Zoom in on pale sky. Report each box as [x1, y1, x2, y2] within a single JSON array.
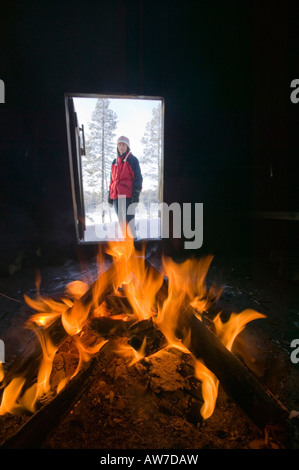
[[73, 96, 162, 158]]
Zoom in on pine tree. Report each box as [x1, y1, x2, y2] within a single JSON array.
[[83, 99, 118, 222], [140, 103, 162, 201]]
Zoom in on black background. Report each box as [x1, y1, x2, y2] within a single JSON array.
[[0, 0, 298, 272]]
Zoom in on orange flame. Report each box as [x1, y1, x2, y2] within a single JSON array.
[[213, 309, 267, 352], [194, 361, 219, 419], [115, 337, 147, 367], [0, 363, 4, 383], [154, 255, 216, 349], [0, 377, 26, 415], [0, 235, 266, 420]]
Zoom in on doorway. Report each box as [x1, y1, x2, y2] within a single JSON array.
[[65, 93, 164, 243]]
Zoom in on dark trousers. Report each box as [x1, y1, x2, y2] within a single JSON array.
[[113, 197, 136, 238]]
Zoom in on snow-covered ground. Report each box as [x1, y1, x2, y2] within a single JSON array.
[[84, 217, 161, 242], [85, 202, 159, 224], [83, 203, 161, 242]]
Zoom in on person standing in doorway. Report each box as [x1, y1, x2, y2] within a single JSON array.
[[108, 136, 142, 238]]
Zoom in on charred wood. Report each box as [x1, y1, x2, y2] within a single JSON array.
[[0, 345, 109, 449], [175, 304, 298, 447], [0, 263, 119, 390]]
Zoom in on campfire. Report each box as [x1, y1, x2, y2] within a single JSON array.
[[0, 232, 297, 448]]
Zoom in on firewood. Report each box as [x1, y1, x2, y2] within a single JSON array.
[[79, 260, 296, 443], [1, 254, 297, 449], [89, 316, 136, 337], [0, 257, 165, 401], [175, 303, 297, 446], [0, 345, 109, 449], [0, 262, 118, 390]]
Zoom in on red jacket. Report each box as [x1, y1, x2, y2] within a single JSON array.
[[109, 151, 142, 199]]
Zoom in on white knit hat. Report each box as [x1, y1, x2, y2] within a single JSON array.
[[117, 136, 130, 148]]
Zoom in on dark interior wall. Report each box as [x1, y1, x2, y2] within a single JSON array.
[[0, 0, 297, 273], [251, 1, 299, 263]]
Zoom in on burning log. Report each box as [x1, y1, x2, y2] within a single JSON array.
[[1, 240, 298, 449], [91, 277, 297, 446], [175, 303, 296, 446], [0, 350, 103, 449], [0, 253, 167, 409], [90, 300, 297, 446]]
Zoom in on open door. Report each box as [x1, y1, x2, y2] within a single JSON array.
[[65, 93, 164, 244], [65, 95, 86, 242]]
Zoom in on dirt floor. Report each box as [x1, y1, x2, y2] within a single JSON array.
[[0, 243, 298, 454]]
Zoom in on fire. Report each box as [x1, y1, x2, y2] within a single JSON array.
[[105, 236, 163, 321], [194, 362, 219, 419], [154, 255, 216, 347], [213, 309, 266, 352], [115, 337, 147, 367], [0, 231, 266, 420], [0, 377, 26, 415]]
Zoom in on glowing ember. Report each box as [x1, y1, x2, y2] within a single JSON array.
[[0, 231, 266, 419], [0, 364, 4, 383]]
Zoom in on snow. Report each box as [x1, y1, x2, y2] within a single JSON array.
[[84, 217, 161, 242]]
